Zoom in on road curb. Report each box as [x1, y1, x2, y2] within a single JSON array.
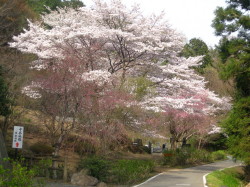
[[202, 164, 242, 187], [132, 172, 165, 187]]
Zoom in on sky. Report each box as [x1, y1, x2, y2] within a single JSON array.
[[82, 0, 227, 47]]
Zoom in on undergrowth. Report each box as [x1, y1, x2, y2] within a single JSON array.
[[206, 166, 246, 187], [78, 157, 154, 185]]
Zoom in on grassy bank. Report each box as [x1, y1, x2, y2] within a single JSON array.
[[78, 149, 228, 185], [206, 166, 246, 187], [78, 156, 155, 185], [162, 149, 227, 167]]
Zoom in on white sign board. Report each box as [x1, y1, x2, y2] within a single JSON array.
[[12, 126, 24, 149]]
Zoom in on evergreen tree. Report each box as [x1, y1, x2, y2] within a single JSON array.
[[0, 65, 11, 140], [180, 38, 212, 71], [212, 0, 249, 97], [212, 0, 250, 167], [0, 0, 35, 46], [27, 0, 84, 14], [0, 66, 10, 117]]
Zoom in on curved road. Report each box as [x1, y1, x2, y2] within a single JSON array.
[[134, 159, 241, 187]]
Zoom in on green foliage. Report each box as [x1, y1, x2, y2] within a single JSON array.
[[202, 64, 235, 97], [213, 0, 250, 97], [33, 158, 52, 177], [27, 0, 84, 14], [217, 37, 250, 97], [206, 167, 245, 187], [0, 160, 36, 187], [0, 66, 11, 117], [36, 158, 52, 169], [110, 159, 154, 184], [27, 0, 62, 13], [181, 38, 209, 57], [221, 97, 250, 164], [211, 150, 227, 161], [212, 0, 249, 37], [78, 157, 154, 185], [163, 148, 215, 166], [212, 7, 242, 36], [78, 156, 110, 181], [228, 0, 250, 10], [180, 38, 212, 71], [201, 133, 227, 151], [162, 149, 176, 166], [189, 149, 213, 163], [213, 0, 250, 166], [61, 0, 84, 9], [30, 142, 54, 155], [0, 0, 35, 46], [203, 133, 228, 151], [126, 77, 154, 100]]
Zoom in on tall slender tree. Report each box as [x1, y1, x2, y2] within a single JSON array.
[[212, 0, 250, 169], [0, 65, 11, 139]]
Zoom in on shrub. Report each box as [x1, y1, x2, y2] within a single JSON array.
[[74, 139, 97, 156], [163, 148, 191, 166], [78, 158, 155, 185], [78, 156, 110, 181], [111, 159, 154, 184], [33, 158, 52, 177], [189, 149, 213, 164], [0, 160, 36, 187], [162, 149, 175, 165], [211, 150, 227, 161], [175, 148, 192, 165], [163, 148, 213, 166], [30, 142, 54, 155], [206, 167, 245, 187], [203, 133, 228, 151]]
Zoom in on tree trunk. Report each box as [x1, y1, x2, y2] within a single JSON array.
[[118, 68, 127, 89], [1, 116, 9, 141], [52, 132, 65, 179], [0, 129, 10, 169], [198, 138, 202, 150], [170, 137, 177, 150], [63, 155, 68, 182], [52, 147, 60, 180]]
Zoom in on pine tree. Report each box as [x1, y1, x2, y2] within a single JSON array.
[[212, 0, 250, 166]]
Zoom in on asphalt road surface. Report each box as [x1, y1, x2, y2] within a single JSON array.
[[45, 183, 79, 187], [133, 159, 241, 187]]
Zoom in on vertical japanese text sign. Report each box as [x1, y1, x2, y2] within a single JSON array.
[[12, 126, 24, 149]]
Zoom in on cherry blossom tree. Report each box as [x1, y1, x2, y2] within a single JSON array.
[[9, 0, 185, 143], [140, 56, 231, 114], [21, 53, 131, 178], [163, 109, 210, 149], [10, 0, 185, 75], [135, 55, 231, 148], [10, 0, 231, 153]]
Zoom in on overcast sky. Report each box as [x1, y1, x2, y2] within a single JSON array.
[[82, 0, 227, 47]]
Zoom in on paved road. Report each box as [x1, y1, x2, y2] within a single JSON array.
[[45, 182, 80, 187], [134, 159, 241, 187]]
